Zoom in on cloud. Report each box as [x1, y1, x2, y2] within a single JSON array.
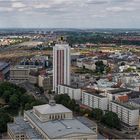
[[12, 2, 26, 8], [0, 0, 140, 28], [106, 6, 135, 12], [33, 4, 51, 9], [86, 0, 109, 5], [0, 7, 13, 12]]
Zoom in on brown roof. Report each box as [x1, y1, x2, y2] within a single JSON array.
[[117, 95, 129, 103]]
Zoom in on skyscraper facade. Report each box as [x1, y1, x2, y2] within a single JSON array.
[[53, 43, 70, 92]]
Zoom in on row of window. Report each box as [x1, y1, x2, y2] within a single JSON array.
[[49, 114, 66, 120]]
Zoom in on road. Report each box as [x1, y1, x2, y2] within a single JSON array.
[[19, 81, 48, 103], [98, 123, 135, 139]]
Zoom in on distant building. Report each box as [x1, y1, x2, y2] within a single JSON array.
[[10, 65, 30, 82], [10, 65, 38, 83], [0, 62, 10, 81], [28, 71, 39, 84], [8, 101, 97, 140], [20, 55, 49, 68], [38, 74, 53, 90], [109, 101, 139, 130], [53, 43, 71, 92], [101, 88, 131, 101], [58, 84, 81, 100]]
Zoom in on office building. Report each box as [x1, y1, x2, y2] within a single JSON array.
[[109, 101, 139, 130], [53, 43, 70, 92], [10, 65, 38, 83], [82, 90, 108, 110]]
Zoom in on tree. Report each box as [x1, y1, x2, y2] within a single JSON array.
[[92, 108, 103, 121], [54, 94, 78, 112], [2, 90, 11, 102], [48, 90, 52, 95], [25, 103, 32, 110], [9, 94, 19, 108], [95, 61, 105, 74], [101, 111, 120, 129], [84, 109, 92, 117], [74, 104, 80, 112], [0, 112, 12, 133], [68, 99, 76, 110]]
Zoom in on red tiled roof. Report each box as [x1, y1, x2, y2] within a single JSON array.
[[117, 95, 129, 103]]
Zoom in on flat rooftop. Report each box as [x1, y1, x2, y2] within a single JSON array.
[[7, 117, 42, 139], [82, 88, 105, 98], [11, 65, 38, 70], [59, 84, 80, 89], [33, 104, 72, 115], [25, 110, 96, 139], [112, 101, 138, 110], [109, 88, 131, 94], [129, 98, 140, 105], [0, 62, 9, 70], [76, 116, 97, 129]]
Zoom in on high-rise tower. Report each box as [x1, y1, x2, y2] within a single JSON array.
[[53, 43, 70, 92]]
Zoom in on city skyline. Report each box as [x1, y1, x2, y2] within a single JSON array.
[[0, 0, 140, 29]]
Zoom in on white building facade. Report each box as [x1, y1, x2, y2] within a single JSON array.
[[109, 101, 139, 128], [53, 44, 70, 92], [58, 84, 81, 100], [82, 91, 108, 110]]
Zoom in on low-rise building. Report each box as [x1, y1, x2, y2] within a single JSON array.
[[38, 74, 53, 90], [58, 84, 81, 100], [10, 65, 38, 83], [7, 117, 42, 140], [109, 101, 139, 130], [28, 71, 39, 84], [8, 101, 97, 140], [10, 65, 30, 82], [0, 62, 10, 80]]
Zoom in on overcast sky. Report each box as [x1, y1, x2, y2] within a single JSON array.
[[0, 0, 140, 28]]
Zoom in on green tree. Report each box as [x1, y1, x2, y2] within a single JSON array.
[[25, 103, 32, 110], [95, 61, 105, 74], [84, 109, 92, 117], [0, 112, 12, 133], [48, 90, 52, 95], [101, 111, 121, 129], [54, 94, 78, 112], [92, 108, 103, 121], [9, 94, 19, 108], [2, 90, 11, 103]]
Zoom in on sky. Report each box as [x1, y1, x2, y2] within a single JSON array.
[[0, 0, 140, 28]]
